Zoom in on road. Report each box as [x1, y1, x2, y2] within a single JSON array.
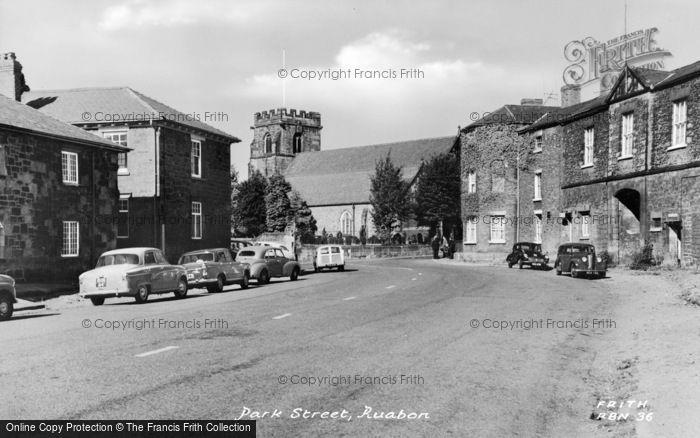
[[0, 258, 618, 437]]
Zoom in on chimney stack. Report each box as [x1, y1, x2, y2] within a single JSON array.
[[560, 84, 580, 108], [0, 53, 30, 102], [520, 98, 544, 106]]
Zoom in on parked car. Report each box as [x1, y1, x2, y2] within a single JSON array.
[[554, 243, 607, 278], [178, 248, 250, 293], [78, 247, 188, 305], [235, 246, 301, 284], [506, 242, 549, 269], [230, 239, 253, 260], [314, 245, 345, 272], [0, 274, 17, 321], [255, 241, 296, 260]]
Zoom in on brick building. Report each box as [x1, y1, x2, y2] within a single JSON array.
[[459, 100, 557, 260], [24, 87, 240, 263], [249, 108, 458, 240], [520, 61, 700, 266], [0, 53, 128, 281]]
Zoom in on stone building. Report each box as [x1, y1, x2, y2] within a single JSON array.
[[24, 87, 240, 262], [249, 108, 458, 240], [520, 61, 700, 265], [0, 53, 128, 280], [459, 100, 557, 260]]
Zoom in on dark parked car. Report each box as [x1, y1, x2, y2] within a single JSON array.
[[506, 242, 549, 269], [554, 243, 607, 278], [0, 274, 17, 321], [178, 248, 250, 293], [235, 246, 301, 284]]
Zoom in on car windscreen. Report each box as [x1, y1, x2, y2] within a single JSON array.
[[96, 253, 139, 267], [237, 250, 256, 257], [180, 253, 214, 264]]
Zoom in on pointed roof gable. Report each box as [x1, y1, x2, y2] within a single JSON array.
[[606, 65, 652, 104]]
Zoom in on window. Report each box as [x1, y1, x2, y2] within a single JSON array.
[[293, 133, 303, 154], [465, 217, 477, 244], [489, 216, 505, 243], [264, 133, 272, 154], [0, 144, 7, 176], [534, 214, 542, 243], [144, 251, 156, 265], [650, 213, 663, 232], [117, 196, 129, 238], [103, 131, 128, 170], [581, 212, 591, 238], [534, 171, 542, 201], [621, 113, 634, 157], [62, 151, 78, 185], [533, 135, 543, 152], [467, 171, 476, 193], [191, 140, 202, 178], [61, 221, 79, 257], [340, 211, 352, 236], [192, 202, 202, 239], [583, 127, 594, 167], [672, 100, 687, 148]]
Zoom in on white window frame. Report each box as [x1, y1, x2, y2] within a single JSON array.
[[117, 195, 129, 239], [583, 127, 594, 167], [534, 213, 542, 244], [533, 135, 543, 153], [61, 221, 79, 257], [671, 99, 687, 149], [62, 151, 78, 185], [489, 215, 505, 243], [620, 113, 634, 158], [340, 210, 352, 236], [191, 139, 202, 178], [467, 171, 476, 193], [533, 171, 542, 201], [465, 217, 477, 244], [192, 202, 202, 239], [102, 131, 128, 172], [581, 213, 591, 239]]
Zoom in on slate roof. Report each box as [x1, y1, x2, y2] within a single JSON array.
[[23, 87, 239, 142], [0, 94, 129, 150], [462, 104, 559, 131], [284, 136, 457, 206]]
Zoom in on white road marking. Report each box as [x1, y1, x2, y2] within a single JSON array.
[[273, 313, 292, 320], [343, 296, 357, 301], [135, 346, 179, 358], [386, 285, 396, 289]]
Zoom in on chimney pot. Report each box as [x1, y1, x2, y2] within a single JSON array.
[[0, 52, 30, 101]]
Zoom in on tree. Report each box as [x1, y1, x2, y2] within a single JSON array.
[[289, 190, 317, 243], [230, 167, 240, 233], [414, 152, 461, 235], [232, 170, 267, 236], [369, 153, 411, 243], [265, 174, 293, 232]]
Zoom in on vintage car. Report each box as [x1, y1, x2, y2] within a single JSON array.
[[0, 274, 17, 321], [235, 246, 301, 284], [314, 245, 345, 272], [79, 247, 188, 305], [230, 239, 253, 260], [178, 248, 250, 293], [554, 243, 607, 278], [506, 242, 549, 269], [255, 241, 296, 260]]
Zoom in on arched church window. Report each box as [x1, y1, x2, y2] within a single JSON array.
[[293, 133, 303, 154], [340, 211, 353, 236], [264, 133, 272, 154]]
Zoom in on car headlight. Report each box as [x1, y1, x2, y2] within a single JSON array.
[[523, 254, 529, 260], [581, 256, 588, 262]]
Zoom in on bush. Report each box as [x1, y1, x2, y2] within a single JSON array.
[[629, 243, 657, 270], [599, 250, 615, 267]]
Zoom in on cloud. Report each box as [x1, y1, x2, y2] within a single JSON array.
[[99, 0, 257, 30]]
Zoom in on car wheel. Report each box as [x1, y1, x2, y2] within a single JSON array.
[[240, 272, 249, 289], [598, 272, 606, 279], [174, 278, 188, 298], [90, 297, 105, 306], [290, 267, 299, 281], [508, 262, 513, 268], [259, 270, 270, 285], [555, 263, 562, 275], [134, 285, 149, 304], [0, 295, 13, 321], [216, 275, 225, 292], [518, 259, 524, 269]]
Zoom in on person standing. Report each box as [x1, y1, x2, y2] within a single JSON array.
[[431, 235, 440, 259], [441, 234, 449, 258]]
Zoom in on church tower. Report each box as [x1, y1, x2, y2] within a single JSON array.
[[249, 108, 322, 177]]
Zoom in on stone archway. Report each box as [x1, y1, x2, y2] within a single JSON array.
[[614, 188, 642, 263]]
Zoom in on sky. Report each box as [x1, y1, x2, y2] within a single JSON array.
[[1, 0, 698, 179]]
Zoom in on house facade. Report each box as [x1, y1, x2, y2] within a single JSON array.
[[0, 53, 127, 281], [24, 87, 239, 263], [518, 61, 700, 266]]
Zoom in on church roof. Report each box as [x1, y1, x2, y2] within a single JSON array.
[[285, 136, 457, 206]]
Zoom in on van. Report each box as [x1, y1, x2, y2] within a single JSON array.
[[314, 245, 345, 272]]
